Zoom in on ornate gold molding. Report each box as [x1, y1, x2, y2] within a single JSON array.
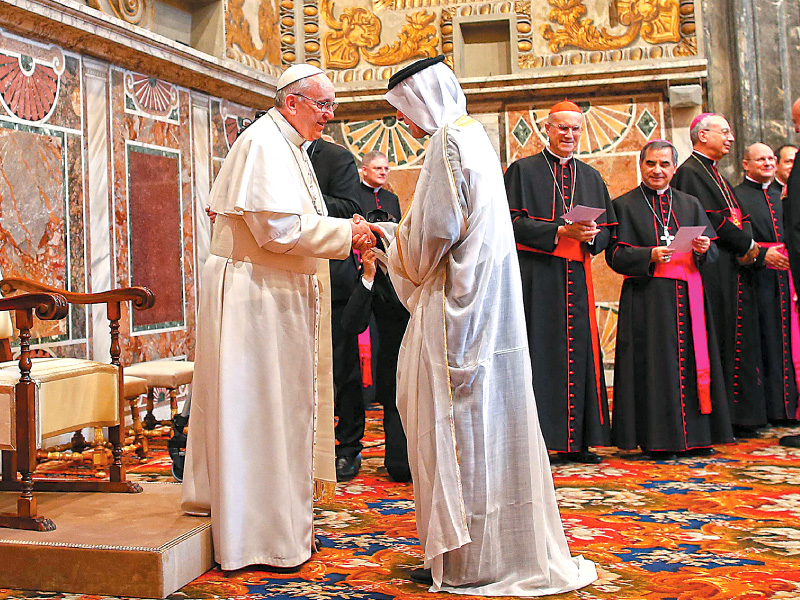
[[225, 0, 281, 65], [87, 0, 152, 27], [362, 11, 438, 65], [541, 0, 680, 53], [321, 0, 438, 69]]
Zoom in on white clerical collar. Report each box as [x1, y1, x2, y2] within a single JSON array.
[[269, 107, 306, 148], [745, 175, 770, 190], [643, 183, 670, 195], [693, 149, 717, 166], [545, 146, 572, 165], [776, 176, 787, 187]]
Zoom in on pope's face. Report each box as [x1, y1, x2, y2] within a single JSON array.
[[742, 143, 776, 183], [640, 147, 677, 190], [544, 111, 583, 157], [362, 156, 389, 187], [286, 74, 336, 141], [397, 110, 428, 139]]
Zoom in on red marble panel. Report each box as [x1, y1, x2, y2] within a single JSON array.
[[111, 70, 196, 363], [128, 148, 183, 329]]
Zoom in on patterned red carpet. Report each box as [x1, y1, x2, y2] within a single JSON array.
[[3, 409, 800, 599]]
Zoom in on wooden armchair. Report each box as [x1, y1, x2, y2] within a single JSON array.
[[0, 277, 155, 532]]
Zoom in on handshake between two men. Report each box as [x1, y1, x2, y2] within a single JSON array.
[[350, 213, 379, 253]]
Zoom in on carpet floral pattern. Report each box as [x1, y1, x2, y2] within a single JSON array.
[[3, 411, 800, 599]]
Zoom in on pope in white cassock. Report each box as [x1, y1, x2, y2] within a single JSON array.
[[378, 56, 598, 595], [181, 64, 375, 571]]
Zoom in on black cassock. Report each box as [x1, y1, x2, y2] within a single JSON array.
[[734, 178, 799, 421], [354, 182, 401, 222], [607, 185, 733, 451], [504, 149, 614, 452], [673, 152, 766, 427]]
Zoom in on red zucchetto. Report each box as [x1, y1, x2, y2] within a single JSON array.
[[690, 112, 714, 131], [549, 100, 582, 115]]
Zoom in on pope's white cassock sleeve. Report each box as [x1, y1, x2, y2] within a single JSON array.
[[181, 108, 351, 571], [388, 113, 597, 595]]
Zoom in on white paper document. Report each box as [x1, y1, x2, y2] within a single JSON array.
[[561, 205, 606, 223], [668, 226, 708, 253]]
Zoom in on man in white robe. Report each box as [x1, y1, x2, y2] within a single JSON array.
[[181, 64, 375, 571], [378, 56, 597, 595]]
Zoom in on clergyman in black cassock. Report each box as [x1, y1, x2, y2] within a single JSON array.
[[672, 113, 765, 434], [340, 248, 411, 481], [354, 151, 402, 222], [308, 138, 367, 481], [607, 141, 733, 455], [734, 143, 798, 423], [780, 97, 800, 448], [504, 100, 614, 463]]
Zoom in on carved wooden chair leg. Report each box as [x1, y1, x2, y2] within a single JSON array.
[[86, 427, 110, 468], [127, 395, 148, 458], [142, 388, 157, 430], [0, 470, 55, 532]]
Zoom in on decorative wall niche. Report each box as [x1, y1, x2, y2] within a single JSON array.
[[453, 15, 517, 78]]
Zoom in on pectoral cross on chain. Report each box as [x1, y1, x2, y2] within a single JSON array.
[[661, 227, 675, 247]]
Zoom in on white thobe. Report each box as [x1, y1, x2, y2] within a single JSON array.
[[388, 115, 597, 595], [181, 108, 352, 570]]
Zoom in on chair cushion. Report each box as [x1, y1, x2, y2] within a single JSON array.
[[123, 375, 149, 399], [0, 311, 12, 340], [125, 361, 194, 389], [0, 377, 13, 450], [0, 357, 119, 445]]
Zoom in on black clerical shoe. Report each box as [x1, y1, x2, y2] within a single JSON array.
[[336, 454, 361, 482], [685, 447, 715, 457], [779, 434, 800, 448], [568, 449, 603, 464], [646, 450, 677, 460], [408, 568, 433, 586], [387, 466, 412, 483], [733, 425, 760, 439]]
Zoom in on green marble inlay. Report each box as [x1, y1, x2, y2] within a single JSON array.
[[637, 109, 657, 139], [512, 118, 532, 146]]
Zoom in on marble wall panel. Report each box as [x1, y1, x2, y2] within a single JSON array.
[[0, 34, 88, 350], [110, 68, 196, 363], [127, 145, 184, 329]]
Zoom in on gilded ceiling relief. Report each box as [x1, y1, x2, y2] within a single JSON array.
[[225, 0, 282, 66], [541, 0, 680, 52], [321, 0, 438, 69], [87, 0, 153, 27]]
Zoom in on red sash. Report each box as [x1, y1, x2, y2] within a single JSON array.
[[517, 237, 604, 424], [728, 207, 743, 229], [759, 242, 800, 418], [653, 253, 712, 414]]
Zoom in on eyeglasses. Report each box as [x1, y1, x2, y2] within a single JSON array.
[[702, 127, 734, 138], [293, 93, 338, 113], [552, 124, 582, 134]]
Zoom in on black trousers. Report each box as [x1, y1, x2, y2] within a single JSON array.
[[373, 311, 410, 479], [332, 302, 364, 459]]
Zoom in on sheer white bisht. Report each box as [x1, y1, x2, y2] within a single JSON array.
[[382, 61, 598, 596]]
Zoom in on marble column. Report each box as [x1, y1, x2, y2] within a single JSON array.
[[701, 0, 800, 177], [84, 57, 112, 363], [191, 91, 212, 309]]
